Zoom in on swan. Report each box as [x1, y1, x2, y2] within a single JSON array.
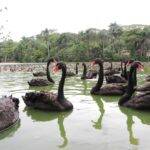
[[28, 58, 55, 86], [118, 61, 150, 109], [90, 58, 127, 96], [0, 95, 19, 131], [81, 63, 97, 80], [23, 62, 73, 111], [106, 60, 134, 84]]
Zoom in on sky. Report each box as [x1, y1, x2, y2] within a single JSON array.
[[0, 0, 150, 41]]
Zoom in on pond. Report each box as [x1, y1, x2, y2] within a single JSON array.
[[0, 63, 150, 150]]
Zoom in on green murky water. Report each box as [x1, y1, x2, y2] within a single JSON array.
[[0, 64, 150, 150]]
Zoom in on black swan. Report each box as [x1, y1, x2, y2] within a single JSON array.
[[121, 60, 134, 80], [75, 62, 79, 75], [118, 61, 150, 109], [105, 60, 134, 84], [28, 58, 55, 86], [66, 62, 79, 77], [90, 58, 127, 96], [0, 95, 19, 131], [33, 71, 46, 77], [105, 74, 127, 84], [81, 63, 97, 80], [136, 82, 150, 92], [23, 62, 73, 111], [104, 61, 119, 76], [146, 75, 150, 81], [136, 74, 150, 92]]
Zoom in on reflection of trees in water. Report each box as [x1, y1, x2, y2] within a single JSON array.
[[120, 107, 150, 145], [0, 119, 21, 140], [24, 107, 72, 148], [91, 95, 105, 130]]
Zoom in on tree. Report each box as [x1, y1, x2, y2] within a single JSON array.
[[109, 22, 123, 52], [38, 28, 56, 58]]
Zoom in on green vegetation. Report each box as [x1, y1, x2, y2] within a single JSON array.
[[0, 23, 150, 62]]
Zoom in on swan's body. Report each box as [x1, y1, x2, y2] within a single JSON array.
[[33, 71, 46, 77], [123, 91, 150, 109], [118, 62, 150, 109], [106, 75, 126, 84], [86, 69, 97, 78], [23, 62, 73, 111], [136, 82, 150, 92], [90, 59, 126, 96], [104, 69, 119, 76], [66, 71, 76, 77], [106, 60, 134, 84], [81, 63, 97, 80], [104, 62, 119, 76], [28, 78, 51, 86], [0, 96, 19, 131], [28, 58, 55, 86], [146, 75, 150, 81], [66, 62, 79, 77]]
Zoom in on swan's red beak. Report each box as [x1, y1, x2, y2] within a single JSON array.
[[52, 65, 60, 73], [126, 61, 132, 66]]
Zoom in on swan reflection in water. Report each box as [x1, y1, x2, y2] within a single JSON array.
[[82, 80, 88, 95], [120, 107, 150, 145], [24, 107, 72, 148], [0, 119, 21, 140], [91, 95, 105, 130]]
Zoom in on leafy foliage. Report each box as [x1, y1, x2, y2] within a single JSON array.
[[0, 23, 150, 62]]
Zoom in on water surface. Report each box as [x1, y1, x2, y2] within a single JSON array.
[[0, 64, 150, 150]]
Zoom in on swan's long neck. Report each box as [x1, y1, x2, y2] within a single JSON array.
[[82, 63, 87, 78], [46, 59, 55, 83], [124, 63, 127, 79], [76, 63, 79, 74], [133, 69, 137, 87], [121, 61, 123, 72], [126, 67, 136, 95], [119, 66, 136, 105], [58, 65, 66, 101], [95, 62, 104, 90]]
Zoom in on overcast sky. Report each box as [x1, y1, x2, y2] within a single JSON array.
[[1, 0, 150, 41]]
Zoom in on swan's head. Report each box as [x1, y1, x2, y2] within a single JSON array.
[[91, 58, 103, 65], [131, 61, 144, 71], [126, 59, 134, 65], [47, 58, 56, 67], [53, 62, 66, 73], [82, 62, 86, 66]]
